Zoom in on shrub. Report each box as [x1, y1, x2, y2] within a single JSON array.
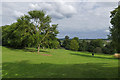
[[94, 47, 102, 53]]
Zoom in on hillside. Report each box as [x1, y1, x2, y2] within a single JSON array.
[[2, 47, 119, 78]]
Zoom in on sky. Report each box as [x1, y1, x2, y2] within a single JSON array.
[[0, 0, 119, 39]]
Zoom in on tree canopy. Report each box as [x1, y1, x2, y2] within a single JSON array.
[[2, 10, 59, 52], [70, 39, 79, 51], [110, 6, 120, 53]]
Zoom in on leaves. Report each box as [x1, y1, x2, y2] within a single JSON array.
[[2, 10, 59, 49], [110, 6, 120, 53]]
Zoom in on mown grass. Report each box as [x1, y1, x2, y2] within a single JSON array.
[[2, 46, 119, 78]]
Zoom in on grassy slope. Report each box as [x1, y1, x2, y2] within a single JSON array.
[[2, 47, 119, 78]]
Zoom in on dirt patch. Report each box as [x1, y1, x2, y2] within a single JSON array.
[[40, 54, 52, 56]]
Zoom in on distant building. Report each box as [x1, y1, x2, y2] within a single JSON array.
[[119, 1, 120, 6]]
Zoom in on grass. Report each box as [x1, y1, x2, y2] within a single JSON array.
[[2, 46, 119, 78]]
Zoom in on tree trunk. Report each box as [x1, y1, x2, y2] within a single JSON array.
[[38, 44, 40, 53]]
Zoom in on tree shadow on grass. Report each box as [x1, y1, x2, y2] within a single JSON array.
[[22, 48, 50, 53], [70, 53, 118, 60], [23, 48, 37, 52], [2, 60, 119, 78], [2, 46, 49, 53]]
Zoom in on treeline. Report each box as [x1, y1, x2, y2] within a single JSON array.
[[61, 36, 116, 54]]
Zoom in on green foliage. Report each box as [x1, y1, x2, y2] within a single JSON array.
[[79, 40, 88, 51], [70, 39, 79, 51], [50, 40, 60, 49], [110, 6, 120, 53], [65, 35, 69, 39], [102, 42, 116, 54], [87, 45, 95, 52], [62, 36, 71, 49], [87, 39, 104, 52], [27, 10, 59, 52], [73, 37, 79, 43], [2, 16, 35, 48], [57, 39, 62, 47], [41, 38, 60, 49], [93, 47, 102, 53], [90, 39, 104, 48], [2, 10, 59, 49]]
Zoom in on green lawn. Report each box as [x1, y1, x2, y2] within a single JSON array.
[[2, 46, 119, 78]]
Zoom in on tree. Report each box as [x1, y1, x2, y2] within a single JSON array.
[[28, 10, 59, 52], [87, 39, 103, 52], [110, 6, 120, 53], [2, 10, 59, 51], [90, 39, 103, 48], [102, 42, 116, 54], [70, 39, 79, 51], [73, 37, 79, 43], [94, 47, 102, 53], [79, 40, 88, 51], [57, 39, 62, 47], [2, 15, 35, 48], [87, 45, 94, 52], [62, 35, 71, 49], [49, 40, 60, 49]]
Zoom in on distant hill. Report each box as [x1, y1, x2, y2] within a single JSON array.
[[59, 38, 109, 40]]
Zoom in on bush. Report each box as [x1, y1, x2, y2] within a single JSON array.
[[94, 47, 102, 53]]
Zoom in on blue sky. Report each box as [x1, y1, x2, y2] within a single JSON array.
[[0, 1, 118, 39]]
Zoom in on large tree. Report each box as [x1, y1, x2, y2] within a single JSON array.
[[110, 6, 120, 53], [27, 10, 59, 52], [2, 15, 35, 48], [70, 39, 79, 51], [62, 35, 71, 49], [87, 39, 103, 52], [2, 10, 59, 51], [79, 40, 88, 51]]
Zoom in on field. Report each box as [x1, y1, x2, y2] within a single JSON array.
[[2, 46, 119, 78]]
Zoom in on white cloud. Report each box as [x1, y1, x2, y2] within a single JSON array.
[[1, 0, 120, 2], [50, 12, 64, 19], [14, 11, 24, 18], [1, 2, 118, 38], [105, 30, 110, 33], [29, 3, 39, 9], [29, 2, 77, 19]]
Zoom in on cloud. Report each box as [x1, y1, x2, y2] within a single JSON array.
[[1, 0, 120, 2], [29, 3, 39, 9], [50, 12, 64, 19], [105, 30, 110, 33], [29, 2, 77, 19], [14, 11, 24, 18], [1, 2, 118, 39]]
